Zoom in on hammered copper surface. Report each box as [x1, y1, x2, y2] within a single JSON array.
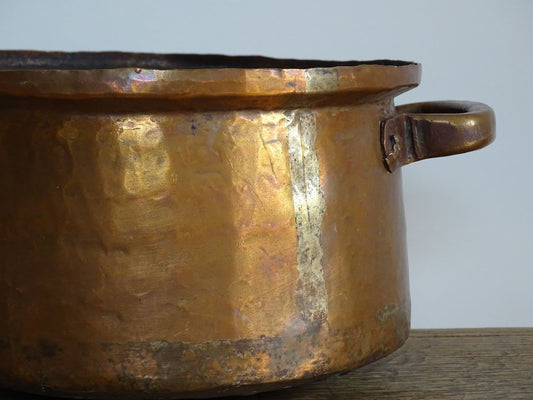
[[0, 52, 494, 399]]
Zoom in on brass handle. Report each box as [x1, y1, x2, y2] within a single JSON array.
[[382, 101, 495, 172]]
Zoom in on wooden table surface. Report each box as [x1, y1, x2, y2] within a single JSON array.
[[1, 328, 532, 400]]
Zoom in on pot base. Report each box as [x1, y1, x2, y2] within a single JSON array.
[[0, 320, 409, 399]]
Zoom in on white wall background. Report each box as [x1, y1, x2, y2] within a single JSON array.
[[1, 0, 531, 329]]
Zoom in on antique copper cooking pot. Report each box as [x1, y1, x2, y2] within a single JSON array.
[[0, 52, 494, 398]]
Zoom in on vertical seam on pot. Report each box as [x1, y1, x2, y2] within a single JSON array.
[[285, 109, 328, 324], [304, 68, 339, 93]]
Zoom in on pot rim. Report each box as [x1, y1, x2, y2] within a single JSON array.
[[0, 51, 421, 107]]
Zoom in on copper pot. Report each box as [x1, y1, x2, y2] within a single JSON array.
[[0, 52, 495, 398]]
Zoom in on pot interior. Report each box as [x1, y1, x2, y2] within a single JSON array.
[[0, 51, 414, 70]]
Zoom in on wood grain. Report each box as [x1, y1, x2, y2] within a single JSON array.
[[0, 329, 531, 400]]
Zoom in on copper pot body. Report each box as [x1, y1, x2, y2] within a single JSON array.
[[0, 52, 494, 398]]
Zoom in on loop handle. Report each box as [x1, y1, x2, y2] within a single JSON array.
[[382, 101, 495, 172]]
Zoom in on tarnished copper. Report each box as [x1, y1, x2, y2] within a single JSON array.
[[0, 52, 494, 398]]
